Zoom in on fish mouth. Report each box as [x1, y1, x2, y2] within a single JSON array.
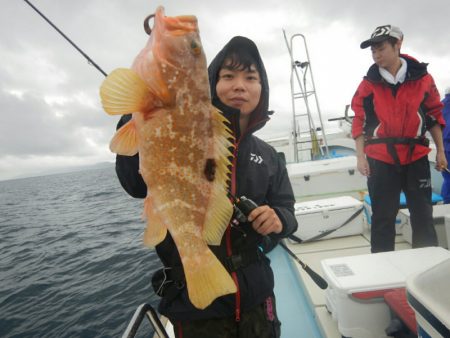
[[164, 15, 198, 34], [144, 6, 198, 35]]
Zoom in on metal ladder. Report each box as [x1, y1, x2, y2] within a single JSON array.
[[283, 31, 330, 162]]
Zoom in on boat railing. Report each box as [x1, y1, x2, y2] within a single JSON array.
[[122, 303, 169, 338]]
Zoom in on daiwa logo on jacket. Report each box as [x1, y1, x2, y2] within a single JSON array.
[[250, 153, 263, 164]]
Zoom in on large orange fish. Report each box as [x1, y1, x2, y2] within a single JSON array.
[[99, 6, 236, 309]]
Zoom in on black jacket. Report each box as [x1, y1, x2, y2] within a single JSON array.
[[115, 36, 297, 321]]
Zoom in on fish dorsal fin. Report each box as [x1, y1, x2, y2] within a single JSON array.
[[143, 195, 168, 247], [203, 108, 235, 245], [110, 118, 139, 156], [100, 68, 153, 115]]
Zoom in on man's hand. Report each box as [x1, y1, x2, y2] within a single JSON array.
[[435, 150, 448, 172], [355, 136, 370, 176], [357, 155, 371, 176], [429, 124, 447, 171], [248, 205, 282, 235]]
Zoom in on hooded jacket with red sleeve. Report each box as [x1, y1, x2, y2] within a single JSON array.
[[351, 54, 444, 165]]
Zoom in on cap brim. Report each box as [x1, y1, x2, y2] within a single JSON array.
[[360, 35, 390, 49]]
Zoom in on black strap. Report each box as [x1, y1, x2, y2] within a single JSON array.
[[365, 137, 429, 171], [224, 248, 263, 272], [288, 233, 304, 244], [151, 248, 263, 300], [365, 137, 429, 146], [289, 207, 364, 243]]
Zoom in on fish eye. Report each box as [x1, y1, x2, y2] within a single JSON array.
[[190, 40, 201, 55]]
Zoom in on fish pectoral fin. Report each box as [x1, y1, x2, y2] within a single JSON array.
[[110, 118, 139, 155], [183, 249, 237, 309], [203, 189, 233, 245], [143, 196, 168, 246], [100, 68, 155, 115]]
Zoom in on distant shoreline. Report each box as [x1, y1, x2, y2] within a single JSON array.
[[0, 162, 115, 183]]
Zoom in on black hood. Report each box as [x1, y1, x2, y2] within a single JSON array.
[[208, 36, 271, 135]]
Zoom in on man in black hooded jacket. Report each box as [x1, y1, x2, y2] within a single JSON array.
[[115, 36, 297, 338]]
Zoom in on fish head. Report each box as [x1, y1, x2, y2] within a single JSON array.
[[151, 6, 204, 66], [131, 7, 210, 105]]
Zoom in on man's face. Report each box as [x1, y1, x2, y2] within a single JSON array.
[[215, 62, 262, 117], [371, 40, 401, 69]]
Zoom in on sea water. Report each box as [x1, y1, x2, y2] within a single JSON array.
[[0, 166, 161, 338]]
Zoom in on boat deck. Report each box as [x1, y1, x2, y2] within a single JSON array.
[[280, 228, 413, 338], [158, 230, 413, 338]]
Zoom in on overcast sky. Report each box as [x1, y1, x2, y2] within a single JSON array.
[[1, 0, 449, 181]]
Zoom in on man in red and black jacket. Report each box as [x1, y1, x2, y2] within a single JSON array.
[[351, 24, 446, 253]]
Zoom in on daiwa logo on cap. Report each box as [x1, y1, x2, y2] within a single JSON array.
[[360, 24, 403, 49], [371, 25, 391, 38], [371, 25, 402, 40]]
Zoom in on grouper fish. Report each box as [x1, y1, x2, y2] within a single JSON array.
[[99, 6, 236, 309]]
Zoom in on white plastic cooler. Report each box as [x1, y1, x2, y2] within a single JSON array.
[[445, 215, 450, 250], [363, 192, 443, 233], [321, 247, 450, 338], [407, 258, 450, 338], [286, 156, 366, 202], [399, 203, 450, 249], [290, 196, 364, 242]]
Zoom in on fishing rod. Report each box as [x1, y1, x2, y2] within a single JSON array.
[[231, 195, 328, 290], [23, 0, 107, 77], [278, 242, 328, 289]]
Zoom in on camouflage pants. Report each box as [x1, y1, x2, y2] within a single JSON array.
[[172, 296, 281, 338]]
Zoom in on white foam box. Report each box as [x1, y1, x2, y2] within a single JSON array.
[[321, 247, 450, 338], [286, 156, 367, 202], [407, 258, 450, 338], [399, 204, 450, 249], [290, 196, 364, 242], [363, 192, 443, 234], [362, 194, 407, 234]]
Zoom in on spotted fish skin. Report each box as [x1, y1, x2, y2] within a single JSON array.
[[99, 6, 236, 309]]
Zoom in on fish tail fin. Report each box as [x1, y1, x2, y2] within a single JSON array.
[[100, 68, 154, 115], [142, 196, 167, 246], [110, 118, 139, 155], [184, 250, 236, 309], [202, 108, 234, 245]]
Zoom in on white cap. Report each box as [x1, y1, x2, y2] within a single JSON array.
[[360, 25, 403, 49]]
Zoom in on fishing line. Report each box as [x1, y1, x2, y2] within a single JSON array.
[[23, 0, 107, 77]]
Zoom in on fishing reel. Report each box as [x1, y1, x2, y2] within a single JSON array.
[[233, 196, 258, 224], [231, 194, 329, 290]]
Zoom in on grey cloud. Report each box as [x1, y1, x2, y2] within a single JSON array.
[[297, 0, 449, 56], [0, 89, 115, 157], [1, 0, 449, 181]]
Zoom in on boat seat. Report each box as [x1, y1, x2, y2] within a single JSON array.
[[351, 288, 418, 336], [384, 288, 417, 335], [351, 288, 398, 300]]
